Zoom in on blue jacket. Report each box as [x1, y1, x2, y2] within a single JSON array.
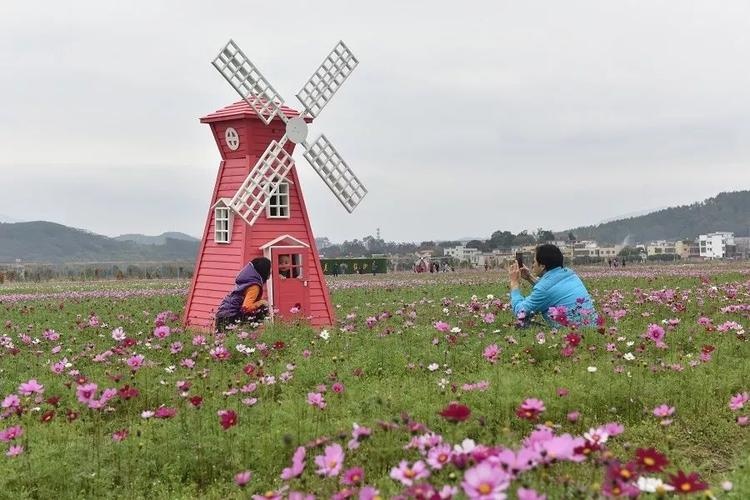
[[215, 263, 264, 319], [510, 267, 597, 327]]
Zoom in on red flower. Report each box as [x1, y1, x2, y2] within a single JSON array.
[[118, 385, 140, 400], [66, 409, 79, 422], [565, 333, 582, 347], [218, 409, 238, 430], [40, 410, 55, 423], [668, 470, 708, 494], [701, 344, 715, 354], [635, 448, 669, 472], [439, 402, 471, 422], [46, 396, 61, 407], [154, 407, 177, 419], [243, 364, 256, 376], [273, 341, 286, 350], [189, 395, 203, 408]]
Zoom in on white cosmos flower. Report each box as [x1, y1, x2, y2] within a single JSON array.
[[450, 327, 462, 333], [486, 294, 494, 300], [319, 330, 330, 340], [587, 366, 598, 373], [637, 476, 674, 493], [427, 363, 439, 371], [453, 438, 476, 454], [623, 352, 635, 361]]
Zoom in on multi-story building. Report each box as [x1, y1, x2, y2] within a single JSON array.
[[698, 232, 735, 259], [444, 245, 481, 265], [646, 241, 677, 257]]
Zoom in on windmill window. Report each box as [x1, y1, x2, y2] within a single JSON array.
[[214, 207, 232, 244], [267, 182, 290, 218]]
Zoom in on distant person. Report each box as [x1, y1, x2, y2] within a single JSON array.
[[215, 257, 271, 330], [507, 244, 597, 327], [371, 260, 377, 276], [607, 258, 612, 268]]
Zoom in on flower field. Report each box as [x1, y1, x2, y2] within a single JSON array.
[[0, 265, 749, 499]]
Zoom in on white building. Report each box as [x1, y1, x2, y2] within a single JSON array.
[[444, 245, 481, 265], [698, 232, 735, 259]]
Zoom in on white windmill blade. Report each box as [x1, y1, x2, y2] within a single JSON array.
[[212, 40, 287, 126], [229, 140, 294, 225], [303, 134, 367, 213], [296, 41, 359, 119]]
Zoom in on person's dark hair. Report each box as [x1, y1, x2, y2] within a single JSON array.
[[251, 257, 272, 283], [535, 244, 564, 271]]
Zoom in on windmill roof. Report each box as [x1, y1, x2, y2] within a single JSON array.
[[200, 99, 309, 123]]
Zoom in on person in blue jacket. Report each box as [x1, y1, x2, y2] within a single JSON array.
[[215, 257, 272, 330], [508, 244, 597, 328]]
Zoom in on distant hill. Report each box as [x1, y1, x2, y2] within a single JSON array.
[[565, 191, 750, 244], [0, 221, 199, 263], [114, 232, 198, 245]]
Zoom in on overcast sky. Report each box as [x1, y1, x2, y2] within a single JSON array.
[[1, 1, 749, 242]]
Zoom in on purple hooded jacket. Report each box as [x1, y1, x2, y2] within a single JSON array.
[[215, 263, 265, 319]]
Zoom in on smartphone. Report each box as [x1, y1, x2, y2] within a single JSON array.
[[515, 252, 524, 267]]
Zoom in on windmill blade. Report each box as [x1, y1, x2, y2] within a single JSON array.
[[303, 134, 367, 213], [229, 140, 294, 225], [212, 40, 287, 125], [296, 41, 358, 119]]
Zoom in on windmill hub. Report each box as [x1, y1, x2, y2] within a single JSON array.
[[285, 117, 308, 144]]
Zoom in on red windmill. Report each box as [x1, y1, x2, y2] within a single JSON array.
[[184, 40, 366, 330]]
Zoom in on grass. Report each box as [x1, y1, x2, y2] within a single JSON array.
[[0, 267, 748, 498]]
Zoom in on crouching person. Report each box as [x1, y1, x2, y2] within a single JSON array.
[[508, 244, 597, 328], [215, 257, 272, 331]]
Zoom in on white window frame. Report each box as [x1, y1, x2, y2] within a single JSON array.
[[266, 181, 290, 218], [214, 206, 232, 244]]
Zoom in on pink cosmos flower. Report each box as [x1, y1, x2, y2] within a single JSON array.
[[738, 416, 749, 426], [87, 388, 117, 410], [126, 354, 144, 370], [170, 342, 183, 354], [153, 325, 171, 339], [729, 392, 749, 411], [332, 382, 345, 394], [483, 344, 500, 364], [281, 446, 306, 480], [389, 460, 430, 486], [427, 444, 453, 470], [76, 383, 98, 404], [314, 443, 345, 477], [347, 423, 372, 450], [154, 406, 177, 419], [18, 379, 44, 396], [307, 392, 326, 409], [234, 470, 252, 487], [6, 445, 23, 457], [0, 426, 23, 442], [536, 434, 586, 463], [516, 398, 546, 420], [112, 429, 129, 442], [653, 404, 675, 418], [482, 313, 495, 324], [358, 486, 381, 500], [433, 321, 450, 332], [341, 466, 365, 486], [209, 345, 231, 361], [2, 394, 20, 410], [567, 411, 580, 422], [646, 324, 665, 342], [461, 461, 510, 499], [517, 488, 546, 500]]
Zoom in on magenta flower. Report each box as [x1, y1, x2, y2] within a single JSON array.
[[6, 445, 23, 457], [517, 488, 546, 500], [76, 383, 98, 404], [153, 325, 171, 339], [389, 460, 429, 486], [2, 394, 20, 410], [0, 426, 23, 442], [341, 466, 364, 486], [112, 429, 129, 442], [234, 470, 252, 487], [332, 382, 345, 394], [433, 321, 450, 332], [358, 487, 381, 500], [347, 423, 372, 450], [126, 354, 144, 370], [653, 404, 675, 418], [307, 392, 326, 410], [483, 344, 500, 364], [516, 398, 546, 420], [646, 324, 665, 342], [729, 392, 749, 411], [461, 461, 510, 499], [281, 446, 306, 480], [314, 443, 345, 477], [18, 379, 44, 396], [154, 406, 177, 419], [426, 444, 453, 470]]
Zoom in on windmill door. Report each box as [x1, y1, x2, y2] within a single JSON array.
[[271, 248, 310, 319]]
